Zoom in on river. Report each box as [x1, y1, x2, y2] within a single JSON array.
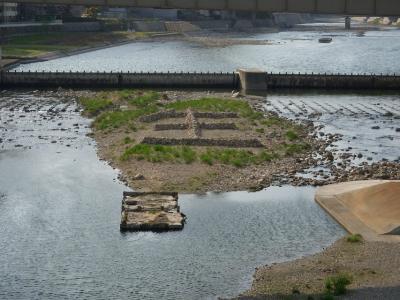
[[14, 29, 400, 74], [1, 25, 400, 299]]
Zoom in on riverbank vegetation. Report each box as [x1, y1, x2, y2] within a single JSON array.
[[3, 31, 152, 59], [79, 89, 314, 192], [241, 238, 400, 299]]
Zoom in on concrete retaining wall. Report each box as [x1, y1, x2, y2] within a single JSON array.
[[0, 71, 237, 89], [266, 73, 400, 90], [1, 71, 400, 91], [0, 22, 102, 36], [132, 21, 166, 32]]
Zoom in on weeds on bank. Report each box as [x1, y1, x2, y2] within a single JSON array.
[[94, 106, 158, 130], [121, 144, 277, 167], [80, 98, 113, 116], [286, 130, 299, 141], [199, 148, 276, 167], [166, 98, 264, 120], [347, 233, 363, 243], [81, 90, 161, 129], [324, 273, 353, 296]]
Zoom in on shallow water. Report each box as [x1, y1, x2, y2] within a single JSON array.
[[14, 29, 400, 74], [265, 93, 400, 164], [0, 91, 344, 299]]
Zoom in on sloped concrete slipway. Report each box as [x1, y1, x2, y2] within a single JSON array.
[[315, 180, 400, 242]]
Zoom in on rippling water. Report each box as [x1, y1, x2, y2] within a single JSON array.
[[14, 29, 400, 74], [3, 27, 400, 299], [0, 92, 344, 299]]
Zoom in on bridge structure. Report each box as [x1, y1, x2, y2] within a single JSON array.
[[0, 0, 399, 16]]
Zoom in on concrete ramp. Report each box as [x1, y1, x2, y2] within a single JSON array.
[[315, 180, 400, 242]]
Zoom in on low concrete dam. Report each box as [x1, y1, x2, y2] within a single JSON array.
[[1, 70, 400, 91], [316, 180, 400, 242]]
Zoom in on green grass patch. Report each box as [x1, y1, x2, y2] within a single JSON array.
[[347, 233, 363, 243], [166, 98, 263, 120], [325, 273, 352, 296], [121, 145, 277, 167], [94, 106, 158, 130], [80, 98, 113, 116], [199, 148, 276, 168], [260, 116, 286, 127], [285, 130, 299, 141], [128, 91, 160, 108]]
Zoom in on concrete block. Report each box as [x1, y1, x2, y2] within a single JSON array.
[[237, 68, 268, 92]]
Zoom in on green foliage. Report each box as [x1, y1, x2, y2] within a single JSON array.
[[325, 273, 352, 296], [200, 153, 214, 165], [166, 98, 263, 120], [199, 148, 276, 168], [121, 145, 277, 167], [94, 106, 158, 130], [347, 233, 363, 243], [80, 98, 113, 116], [286, 130, 299, 141], [260, 117, 285, 127], [128, 91, 160, 108]]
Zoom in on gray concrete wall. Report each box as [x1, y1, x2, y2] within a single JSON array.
[[0, 22, 102, 36], [0, 71, 237, 89], [266, 73, 400, 90], [131, 21, 166, 32], [1, 71, 400, 91]]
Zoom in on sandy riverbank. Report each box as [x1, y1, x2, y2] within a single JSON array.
[[235, 238, 400, 299]]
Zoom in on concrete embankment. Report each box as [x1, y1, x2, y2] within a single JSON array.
[[1, 70, 400, 91], [315, 180, 400, 242]]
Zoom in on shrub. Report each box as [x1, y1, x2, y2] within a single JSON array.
[[325, 273, 352, 296], [347, 233, 363, 243]]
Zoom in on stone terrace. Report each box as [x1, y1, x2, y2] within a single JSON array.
[[138, 109, 264, 148]]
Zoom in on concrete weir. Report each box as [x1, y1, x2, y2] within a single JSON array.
[[2, 70, 400, 91], [315, 180, 400, 242], [120, 192, 186, 232]]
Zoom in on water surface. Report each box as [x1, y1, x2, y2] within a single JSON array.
[[0, 92, 344, 299], [14, 30, 400, 74]]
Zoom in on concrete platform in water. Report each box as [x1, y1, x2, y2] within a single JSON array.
[[120, 192, 186, 232]]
